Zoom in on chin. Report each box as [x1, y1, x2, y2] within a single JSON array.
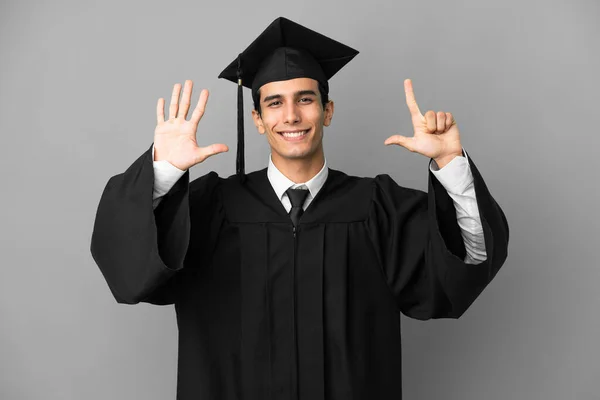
[[280, 152, 311, 161], [271, 144, 307, 158]]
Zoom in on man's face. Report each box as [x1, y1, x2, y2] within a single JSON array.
[[252, 77, 334, 165]]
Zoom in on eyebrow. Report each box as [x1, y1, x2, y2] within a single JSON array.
[[262, 90, 318, 103]]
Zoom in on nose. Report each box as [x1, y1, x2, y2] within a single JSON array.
[[283, 102, 301, 125]]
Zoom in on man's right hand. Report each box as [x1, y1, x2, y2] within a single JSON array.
[[154, 80, 229, 171]]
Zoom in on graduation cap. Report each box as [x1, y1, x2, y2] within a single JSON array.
[[218, 16, 359, 180]]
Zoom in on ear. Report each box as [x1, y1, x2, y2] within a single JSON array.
[[323, 100, 334, 127], [251, 109, 266, 134]]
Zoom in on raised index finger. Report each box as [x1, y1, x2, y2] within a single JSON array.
[[404, 79, 422, 117], [190, 89, 209, 125]]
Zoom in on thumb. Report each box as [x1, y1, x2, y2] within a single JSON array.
[[384, 135, 414, 151], [196, 143, 229, 163]]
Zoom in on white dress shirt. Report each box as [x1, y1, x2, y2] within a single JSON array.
[[266, 155, 328, 214], [151, 145, 487, 264]]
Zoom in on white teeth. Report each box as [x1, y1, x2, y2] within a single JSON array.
[[281, 130, 308, 137]]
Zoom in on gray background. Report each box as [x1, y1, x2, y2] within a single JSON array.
[[1, 0, 598, 399]]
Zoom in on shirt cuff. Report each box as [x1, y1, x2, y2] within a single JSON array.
[[429, 148, 474, 195], [152, 144, 187, 199]]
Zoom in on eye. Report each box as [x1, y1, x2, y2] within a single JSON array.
[[299, 97, 313, 103], [268, 101, 281, 107]]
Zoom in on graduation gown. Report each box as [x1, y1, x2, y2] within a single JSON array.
[[90, 143, 509, 400]]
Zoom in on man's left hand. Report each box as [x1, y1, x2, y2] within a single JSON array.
[[384, 79, 463, 168]]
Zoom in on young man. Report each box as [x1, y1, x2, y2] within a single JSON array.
[[91, 17, 508, 400]]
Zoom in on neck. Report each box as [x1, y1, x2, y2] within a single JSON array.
[[271, 151, 325, 184]]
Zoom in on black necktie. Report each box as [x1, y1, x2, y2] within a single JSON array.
[[286, 187, 309, 227]]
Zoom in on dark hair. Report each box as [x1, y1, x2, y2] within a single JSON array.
[[253, 82, 329, 116]]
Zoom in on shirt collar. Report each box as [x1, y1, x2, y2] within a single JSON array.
[[267, 154, 329, 202]]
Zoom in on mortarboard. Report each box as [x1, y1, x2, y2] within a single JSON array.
[[218, 16, 359, 180]]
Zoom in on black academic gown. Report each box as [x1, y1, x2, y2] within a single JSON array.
[[90, 143, 509, 400]]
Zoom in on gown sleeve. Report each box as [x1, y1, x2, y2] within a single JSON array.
[[367, 152, 509, 320], [90, 143, 220, 305]]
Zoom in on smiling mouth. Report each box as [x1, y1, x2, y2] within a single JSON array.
[[278, 129, 309, 139]]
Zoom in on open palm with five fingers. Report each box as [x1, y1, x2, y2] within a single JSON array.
[[154, 80, 229, 171], [384, 79, 463, 168]]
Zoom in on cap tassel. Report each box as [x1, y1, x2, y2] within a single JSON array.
[[236, 54, 246, 183]]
